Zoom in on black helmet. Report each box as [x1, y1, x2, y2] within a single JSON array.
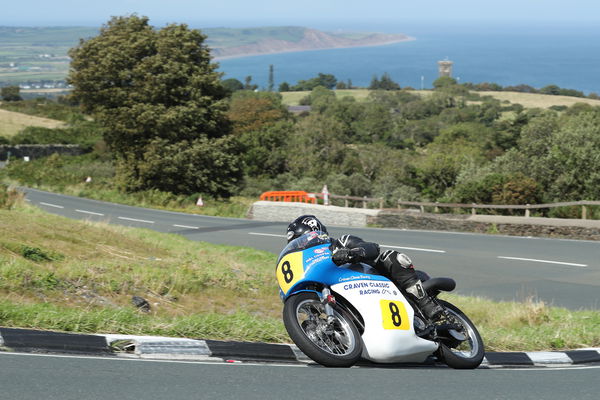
[[286, 215, 327, 242]]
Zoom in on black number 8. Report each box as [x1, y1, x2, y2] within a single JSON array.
[[389, 302, 402, 327], [282, 261, 294, 284]]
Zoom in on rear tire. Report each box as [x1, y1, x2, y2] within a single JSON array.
[[436, 300, 485, 369], [283, 292, 362, 367]]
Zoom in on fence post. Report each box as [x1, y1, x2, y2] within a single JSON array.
[[344, 198, 349, 208], [363, 196, 367, 209], [471, 204, 476, 215], [379, 198, 384, 209], [397, 199, 402, 210], [420, 205, 425, 213], [434, 202, 439, 213], [525, 205, 530, 218], [582, 205, 588, 220]]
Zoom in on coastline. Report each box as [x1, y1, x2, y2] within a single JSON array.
[[212, 36, 415, 61]]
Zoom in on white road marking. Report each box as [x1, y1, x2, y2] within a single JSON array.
[[76, 209, 104, 216], [1, 350, 598, 371], [248, 232, 286, 238], [118, 216, 155, 224], [497, 256, 587, 267], [173, 224, 199, 229], [380, 245, 446, 254], [40, 202, 64, 209]]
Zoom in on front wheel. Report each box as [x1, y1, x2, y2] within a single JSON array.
[[283, 292, 362, 367], [435, 300, 485, 369]]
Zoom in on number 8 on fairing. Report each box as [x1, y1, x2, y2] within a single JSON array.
[[281, 261, 294, 283], [389, 302, 402, 327]]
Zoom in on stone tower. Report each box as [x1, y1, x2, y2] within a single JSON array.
[[438, 60, 453, 77]]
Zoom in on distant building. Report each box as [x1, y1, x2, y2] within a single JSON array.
[[437, 60, 453, 77]]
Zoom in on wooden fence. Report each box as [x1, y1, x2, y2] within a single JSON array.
[[260, 190, 599, 219], [310, 193, 384, 209], [397, 200, 600, 219]]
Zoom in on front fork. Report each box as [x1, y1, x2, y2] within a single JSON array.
[[320, 287, 337, 323]]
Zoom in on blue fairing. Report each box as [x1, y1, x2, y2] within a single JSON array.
[[280, 241, 391, 300]]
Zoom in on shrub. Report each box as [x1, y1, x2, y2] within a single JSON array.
[[0, 184, 22, 209]]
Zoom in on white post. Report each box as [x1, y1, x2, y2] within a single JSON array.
[[321, 184, 329, 206]]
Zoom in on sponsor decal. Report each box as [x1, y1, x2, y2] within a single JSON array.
[[314, 247, 328, 254], [341, 281, 391, 295], [305, 255, 329, 269], [338, 275, 372, 282]]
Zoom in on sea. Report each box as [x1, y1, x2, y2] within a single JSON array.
[[216, 22, 600, 94]]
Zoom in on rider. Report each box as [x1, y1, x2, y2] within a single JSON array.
[[286, 215, 444, 321]]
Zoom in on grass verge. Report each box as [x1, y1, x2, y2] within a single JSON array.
[[0, 108, 65, 137], [1, 154, 254, 219], [0, 203, 598, 350]]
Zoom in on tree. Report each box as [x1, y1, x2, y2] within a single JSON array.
[[278, 82, 290, 92], [292, 73, 337, 91], [369, 73, 400, 90], [1, 86, 22, 101], [122, 136, 243, 197], [244, 76, 258, 91], [539, 85, 561, 95], [238, 121, 292, 177], [268, 64, 274, 92], [68, 15, 236, 195], [227, 91, 288, 134], [222, 78, 244, 94], [433, 76, 458, 89]]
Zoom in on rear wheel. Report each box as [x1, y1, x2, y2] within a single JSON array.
[[283, 292, 362, 367], [435, 300, 485, 369]]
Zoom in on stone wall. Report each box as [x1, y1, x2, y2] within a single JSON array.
[[250, 202, 600, 240], [371, 210, 600, 241], [249, 201, 380, 227], [0, 145, 86, 161]]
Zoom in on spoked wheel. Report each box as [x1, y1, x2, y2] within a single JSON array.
[[435, 300, 485, 369], [283, 292, 362, 367]]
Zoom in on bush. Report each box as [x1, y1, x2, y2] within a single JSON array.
[[0, 184, 22, 209]]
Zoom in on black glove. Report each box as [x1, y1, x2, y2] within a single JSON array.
[[332, 248, 365, 265]]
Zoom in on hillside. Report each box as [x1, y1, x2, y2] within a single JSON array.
[[0, 106, 64, 137], [0, 25, 410, 84], [206, 26, 412, 59]]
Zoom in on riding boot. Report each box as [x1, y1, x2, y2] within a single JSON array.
[[405, 280, 444, 321], [375, 250, 444, 321]]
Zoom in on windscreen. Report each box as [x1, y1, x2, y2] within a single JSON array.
[[277, 231, 331, 262]]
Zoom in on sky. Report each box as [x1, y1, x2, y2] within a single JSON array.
[[1, 0, 599, 30]]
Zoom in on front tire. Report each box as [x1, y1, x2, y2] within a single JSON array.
[[436, 300, 485, 369], [283, 292, 362, 367]]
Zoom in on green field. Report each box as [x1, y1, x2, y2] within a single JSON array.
[[0, 188, 598, 350], [281, 89, 600, 109], [0, 26, 98, 84], [0, 107, 65, 137]]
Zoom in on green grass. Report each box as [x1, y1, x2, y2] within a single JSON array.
[[280, 89, 600, 110], [281, 89, 372, 105], [0, 201, 598, 350], [1, 153, 254, 219]]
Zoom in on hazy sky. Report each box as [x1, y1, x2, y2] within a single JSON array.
[[1, 0, 599, 29]]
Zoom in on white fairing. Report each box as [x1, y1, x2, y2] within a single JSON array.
[[332, 280, 438, 363]]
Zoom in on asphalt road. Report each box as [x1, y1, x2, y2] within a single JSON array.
[[1, 352, 599, 400], [23, 187, 600, 310]]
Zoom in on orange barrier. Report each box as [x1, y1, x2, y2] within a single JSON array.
[[260, 191, 316, 204]]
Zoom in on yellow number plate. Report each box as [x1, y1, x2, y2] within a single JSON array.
[[276, 252, 305, 295], [380, 300, 410, 330]]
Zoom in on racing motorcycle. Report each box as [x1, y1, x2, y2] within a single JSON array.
[[276, 232, 484, 368]]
